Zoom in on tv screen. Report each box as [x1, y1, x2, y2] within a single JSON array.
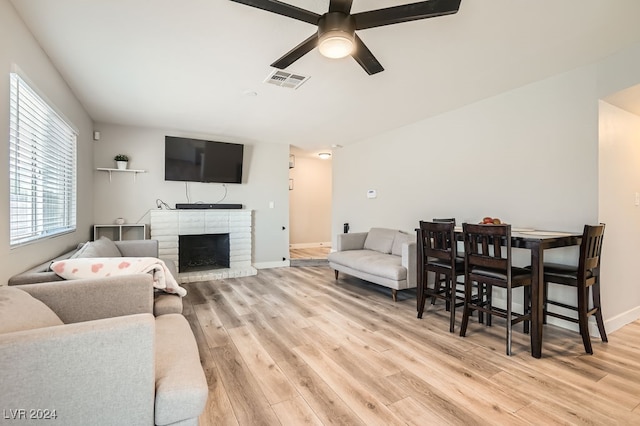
[[164, 136, 244, 184]]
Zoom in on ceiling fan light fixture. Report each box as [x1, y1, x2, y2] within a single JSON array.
[[318, 31, 354, 59], [317, 12, 356, 59]]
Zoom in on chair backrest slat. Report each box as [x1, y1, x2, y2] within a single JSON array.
[[419, 220, 456, 267], [463, 223, 512, 276], [579, 224, 605, 280]]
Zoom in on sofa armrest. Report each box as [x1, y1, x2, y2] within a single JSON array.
[[8, 271, 64, 286], [402, 241, 417, 287], [115, 239, 159, 257], [0, 314, 155, 425], [16, 274, 154, 323], [8, 248, 78, 286], [336, 232, 368, 251]]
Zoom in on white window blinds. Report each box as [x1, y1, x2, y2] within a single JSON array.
[[9, 73, 77, 247]]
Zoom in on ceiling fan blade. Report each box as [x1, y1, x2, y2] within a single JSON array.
[[229, 0, 319, 25], [328, 0, 353, 14], [353, 0, 461, 30], [270, 33, 318, 69], [351, 34, 384, 75]]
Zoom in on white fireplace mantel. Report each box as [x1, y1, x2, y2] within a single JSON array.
[[150, 209, 257, 283]]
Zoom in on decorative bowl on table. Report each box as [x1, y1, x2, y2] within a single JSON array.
[[479, 216, 504, 225]]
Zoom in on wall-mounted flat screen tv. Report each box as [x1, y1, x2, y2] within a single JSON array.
[[165, 136, 244, 184]]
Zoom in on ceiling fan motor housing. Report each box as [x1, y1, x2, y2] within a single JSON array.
[[318, 12, 356, 58]]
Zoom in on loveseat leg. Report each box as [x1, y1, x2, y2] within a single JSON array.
[[334, 270, 339, 280], [392, 289, 397, 302]]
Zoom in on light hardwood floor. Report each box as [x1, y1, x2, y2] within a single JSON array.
[[183, 266, 640, 425], [289, 247, 331, 260]]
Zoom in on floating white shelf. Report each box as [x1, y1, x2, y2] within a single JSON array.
[[96, 168, 146, 182]]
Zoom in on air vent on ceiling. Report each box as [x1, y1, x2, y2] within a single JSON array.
[[264, 70, 310, 90]]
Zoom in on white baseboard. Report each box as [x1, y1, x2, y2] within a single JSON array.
[[491, 294, 640, 338], [289, 242, 332, 249], [602, 305, 640, 334], [253, 260, 289, 269]]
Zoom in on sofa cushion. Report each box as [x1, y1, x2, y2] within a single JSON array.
[[68, 241, 88, 259], [0, 287, 63, 334], [363, 228, 397, 254], [328, 250, 407, 281], [75, 236, 122, 258], [155, 314, 208, 425], [391, 231, 413, 256], [153, 293, 183, 316]]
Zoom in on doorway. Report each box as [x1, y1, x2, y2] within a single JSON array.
[[288, 146, 332, 265]]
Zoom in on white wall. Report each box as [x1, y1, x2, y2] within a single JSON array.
[[92, 123, 290, 268], [288, 148, 332, 247], [333, 66, 598, 236], [0, 0, 94, 284], [333, 42, 640, 333], [598, 101, 640, 331]]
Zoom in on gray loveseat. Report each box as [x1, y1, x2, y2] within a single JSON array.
[[0, 275, 208, 426], [8, 238, 182, 316], [328, 227, 417, 301]]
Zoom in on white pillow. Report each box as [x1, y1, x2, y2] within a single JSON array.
[[74, 236, 122, 258], [391, 232, 413, 256], [363, 228, 397, 254]]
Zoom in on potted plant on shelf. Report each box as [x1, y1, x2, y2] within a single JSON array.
[[114, 154, 129, 170]]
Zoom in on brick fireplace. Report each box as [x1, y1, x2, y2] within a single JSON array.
[[150, 209, 256, 283]]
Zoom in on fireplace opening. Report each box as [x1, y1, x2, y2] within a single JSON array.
[[179, 233, 230, 272]]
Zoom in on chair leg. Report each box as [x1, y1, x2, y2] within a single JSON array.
[[543, 281, 548, 325], [334, 270, 339, 280], [459, 278, 473, 337], [506, 285, 512, 356], [592, 280, 608, 343], [476, 283, 484, 324], [444, 275, 453, 312], [417, 286, 427, 319], [486, 284, 493, 327], [577, 284, 593, 355], [431, 273, 441, 305], [523, 285, 530, 335], [448, 276, 456, 333]]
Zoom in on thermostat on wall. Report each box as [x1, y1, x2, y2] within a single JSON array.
[[367, 189, 377, 199]]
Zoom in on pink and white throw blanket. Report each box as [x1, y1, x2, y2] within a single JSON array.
[[50, 257, 187, 297]]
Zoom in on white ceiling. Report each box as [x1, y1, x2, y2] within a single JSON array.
[[10, 0, 640, 152]]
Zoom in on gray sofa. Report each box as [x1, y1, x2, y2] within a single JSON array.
[[328, 227, 417, 301], [8, 238, 182, 316], [0, 275, 208, 426]]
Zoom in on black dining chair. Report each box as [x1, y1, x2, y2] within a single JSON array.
[[428, 218, 463, 304], [417, 220, 465, 332], [459, 223, 532, 355], [432, 218, 456, 224], [542, 224, 607, 354]]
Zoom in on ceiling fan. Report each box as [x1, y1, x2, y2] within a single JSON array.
[[229, 0, 462, 75]]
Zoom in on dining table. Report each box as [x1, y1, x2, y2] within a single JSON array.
[[452, 226, 583, 358]]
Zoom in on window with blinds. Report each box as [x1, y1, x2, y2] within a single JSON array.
[[9, 73, 77, 247]]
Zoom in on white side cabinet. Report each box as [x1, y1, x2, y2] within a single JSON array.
[[93, 224, 146, 241]]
